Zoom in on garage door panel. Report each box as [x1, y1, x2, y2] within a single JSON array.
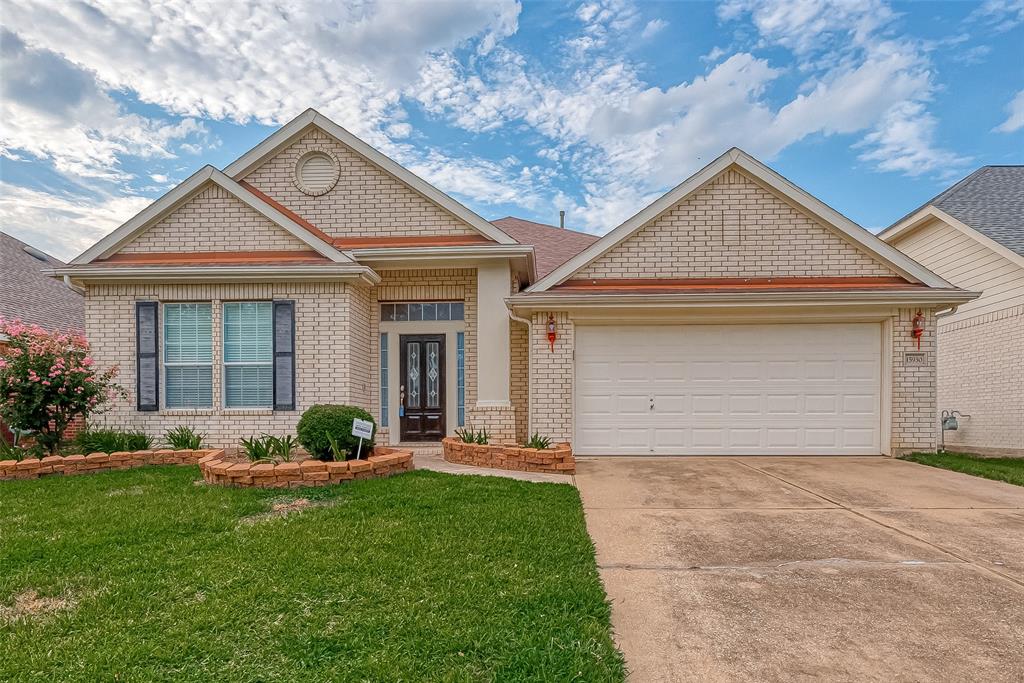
[[575, 323, 882, 456]]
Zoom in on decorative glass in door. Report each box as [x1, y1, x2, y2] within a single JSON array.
[[399, 335, 446, 441]]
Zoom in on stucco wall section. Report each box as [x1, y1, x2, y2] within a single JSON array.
[[528, 311, 574, 442], [936, 306, 1024, 453], [575, 169, 896, 279], [367, 269, 476, 445], [891, 307, 939, 455], [243, 127, 480, 239], [84, 282, 359, 446], [118, 184, 309, 253], [510, 321, 529, 444]]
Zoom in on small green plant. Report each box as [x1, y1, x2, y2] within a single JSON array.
[[326, 433, 347, 461], [164, 425, 205, 450], [74, 428, 152, 454], [455, 427, 490, 445], [267, 434, 298, 462], [0, 440, 44, 462], [524, 432, 552, 449], [239, 435, 273, 462]]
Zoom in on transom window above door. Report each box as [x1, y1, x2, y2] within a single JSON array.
[[380, 301, 464, 322]]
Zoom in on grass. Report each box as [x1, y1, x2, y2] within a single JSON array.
[[0, 467, 624, 682], [903, 451, 1024, 487]]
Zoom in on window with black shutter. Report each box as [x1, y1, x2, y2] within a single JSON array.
[[136, 301, 159, 411], [272, 300, 295, 410]]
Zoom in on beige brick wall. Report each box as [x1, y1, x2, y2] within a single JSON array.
[[527, 308, 941, 454], [510, 321, 529, 444], [528, 311, 574, 442], [935, 306, 1024, 453], [119, 184, 309, 253], [84, 282, 364, 447], [243, 128, 479, 239], [367, 269, 476, 445], [575, 169, 896, 279], [891, 308, 939, 455]]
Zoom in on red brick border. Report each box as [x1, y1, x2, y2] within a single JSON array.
[[441, 437, 574, 474], [198, 447, 414, 488], [0, 449, 219, 481]]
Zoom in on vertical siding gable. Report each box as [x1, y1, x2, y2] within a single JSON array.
[[117, 183, 310, 254], [242, 127, 481, 239], [574, 168, 897, 279]]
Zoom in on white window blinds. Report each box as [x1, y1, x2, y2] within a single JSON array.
[[223, 302, 273, 408], [163, 303, 213, 408]]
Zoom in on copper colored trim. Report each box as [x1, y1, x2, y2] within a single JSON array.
[[237, 180, 337, 244], [336, 235, 496, 248], [553, 276, 923, 293], [97, 250, 330, 265]]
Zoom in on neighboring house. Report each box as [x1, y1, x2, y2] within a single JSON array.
[[1, 232, 86, 443], [880, 166, 1024, 456], [1, 231, 85, 337], [52, 109, 974, 455]]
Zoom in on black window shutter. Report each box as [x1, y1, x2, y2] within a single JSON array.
[[273, 300, 296, 411], [136, 301, 159, 411]]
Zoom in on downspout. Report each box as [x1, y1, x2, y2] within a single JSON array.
[[63, 276, 85, 295], [507, 307, 532, 439]]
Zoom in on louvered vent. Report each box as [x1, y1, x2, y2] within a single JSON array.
[[294, 150, 339, 196]]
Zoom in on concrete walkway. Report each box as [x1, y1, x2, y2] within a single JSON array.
[[576, 456, 1024, 682], [412, 449, 575, 485]]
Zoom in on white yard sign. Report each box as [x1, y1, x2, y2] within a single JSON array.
[[351, 418, 374, 459]]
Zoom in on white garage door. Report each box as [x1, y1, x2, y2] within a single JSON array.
[[575, 323, 882, 455]]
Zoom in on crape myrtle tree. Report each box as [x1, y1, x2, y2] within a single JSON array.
[[0, 319, 123, 453]]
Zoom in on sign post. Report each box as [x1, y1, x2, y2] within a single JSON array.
[[351, 418, 374, 459]]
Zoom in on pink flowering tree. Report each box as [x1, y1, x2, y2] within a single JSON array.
[[0, 319, 123, 453]]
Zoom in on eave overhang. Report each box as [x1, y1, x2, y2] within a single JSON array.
[[47, 264, 381, 286], [352, 244, 537, 284], [507, 288, 980, 314]]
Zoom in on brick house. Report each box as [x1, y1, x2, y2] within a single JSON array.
[[881, 166, 1024, 456], [53, 109, 975, 455]]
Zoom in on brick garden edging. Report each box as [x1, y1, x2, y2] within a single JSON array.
[[199, 447, 414, 488], [441, 437, 574, 475], [0, 449, 220, 481]]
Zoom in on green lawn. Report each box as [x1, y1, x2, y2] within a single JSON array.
[[0, 467, 624, 682], [903, 451, 1024, 487]]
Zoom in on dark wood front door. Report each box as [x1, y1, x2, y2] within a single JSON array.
[[399, 334, 446, 441]]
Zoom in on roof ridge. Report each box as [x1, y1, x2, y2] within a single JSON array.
[[493, 215, 597, 238]]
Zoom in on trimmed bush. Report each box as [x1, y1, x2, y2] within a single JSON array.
[[73, 428, 152, 454], [296, 404, 375, 460]]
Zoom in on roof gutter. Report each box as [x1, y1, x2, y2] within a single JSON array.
[[46, 264, 381, 285], [507, 288, 980, 312]]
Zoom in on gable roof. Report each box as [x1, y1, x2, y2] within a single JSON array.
[[491, 216, 599, 278], [527, 148, 955, 292], [1, 232, 84, 332], [882, 166, 1024, 258], [72, 166, 350, 264], [223, 109, 518, 246]]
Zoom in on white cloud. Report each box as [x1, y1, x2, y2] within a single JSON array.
[[857, 102, 969, 177], [0, 29, 209, 182], [994, 89, 1024, 133], [641, 18, 668, 39], [971, 0, 1024, 31], [0, 182, 151, 261]]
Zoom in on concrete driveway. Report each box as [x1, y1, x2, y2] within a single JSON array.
[[576, 457, 1024, 682]]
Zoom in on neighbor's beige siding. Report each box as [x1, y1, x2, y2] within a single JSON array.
[[118, 183, 309, 253], [243, 127, 480, 239], [889, 218, 1024, 454], [84, 282, 364, 447], [575, 169, 896, 279]]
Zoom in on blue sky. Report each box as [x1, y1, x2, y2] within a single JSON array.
[[1, 0, 1022, 260]]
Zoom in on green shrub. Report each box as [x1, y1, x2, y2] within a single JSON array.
[[455, 427, 489, 445], [74, 428, 152, 454], [0, 440, 44, 462], [164, 425, 205, 450], [524, 432, 552, 449], [267, 434, 298, 462], [296, 404, 375, 460]]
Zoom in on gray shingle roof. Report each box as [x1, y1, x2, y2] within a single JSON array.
[[906, 166, 1024, 257], [491, 216, 599, 279], [0, 232, 84, 332]]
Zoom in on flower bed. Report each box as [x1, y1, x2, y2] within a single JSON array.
[[198, 447, 413, 488], [442, 437, 575, 475], [0, 449, 219, 481]]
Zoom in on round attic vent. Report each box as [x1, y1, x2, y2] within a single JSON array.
[[294, 149, 339, 196]]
